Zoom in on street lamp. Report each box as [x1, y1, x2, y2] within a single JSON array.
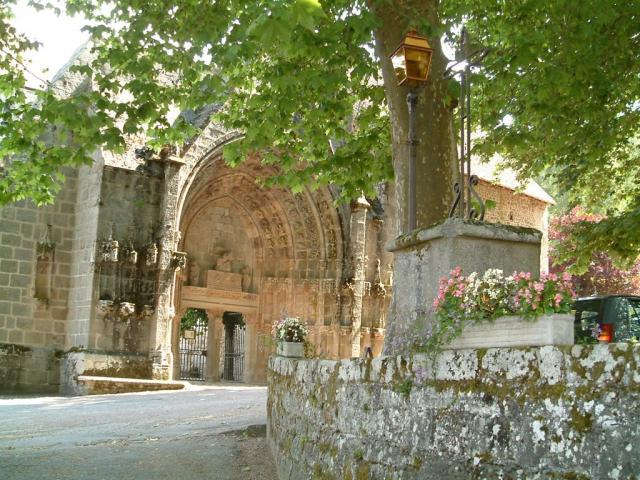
[[390, 30, 434, 88], [390, 30, 433, 231]]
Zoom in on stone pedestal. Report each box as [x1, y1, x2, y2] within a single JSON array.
[[384, 218, 542, 355]]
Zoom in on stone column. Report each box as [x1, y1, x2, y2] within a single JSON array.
[[244, 316, 256, 384], [205, 311, 223, 383], [348, 195, 369, 358], [148, 150, 185, 380]]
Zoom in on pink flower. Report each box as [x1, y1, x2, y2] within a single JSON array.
[[562, 272, 572, 282], [534, 282, 544, 292]]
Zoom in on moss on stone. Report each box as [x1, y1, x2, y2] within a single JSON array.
[[313, 463, 335, 480], [393, 379, 413, 398], [355, 463, 370, 480], [569, 406, 593, 434]]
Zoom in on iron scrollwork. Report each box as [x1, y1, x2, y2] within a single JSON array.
[[446, 27, 487, 222]]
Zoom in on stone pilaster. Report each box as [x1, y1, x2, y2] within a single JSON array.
[[149, 152, 184, 380], [205, 311, 223, 383], [348, 195, 369, 358]]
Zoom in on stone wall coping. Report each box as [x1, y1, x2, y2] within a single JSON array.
[[386, 217, 542, 252], [269, 342, 640, 388]]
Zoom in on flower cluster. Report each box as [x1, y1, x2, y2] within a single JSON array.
[[271, 316, 308, 343], [434, 268, 576, 323]]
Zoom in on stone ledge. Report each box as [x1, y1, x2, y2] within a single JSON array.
[[76, 375, 185, 395], [386, 217, 542, 252], [270, 343, 639, 389]]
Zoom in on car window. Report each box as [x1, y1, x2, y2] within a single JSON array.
[[574, 299, 602, 344], [628, 299, 640, 342]]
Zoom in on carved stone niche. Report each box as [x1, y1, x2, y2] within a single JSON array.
[[34, 225, 55, 305]]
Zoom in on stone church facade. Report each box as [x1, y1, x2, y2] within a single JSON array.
[[0, 56, 554, 394]]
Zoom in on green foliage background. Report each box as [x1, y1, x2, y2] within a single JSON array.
[[1, 0, 639, 269]]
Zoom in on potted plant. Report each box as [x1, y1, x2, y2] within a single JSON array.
[[428, 268, 576, 351], [272, 316, 308, 358]]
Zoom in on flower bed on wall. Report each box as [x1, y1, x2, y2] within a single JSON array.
[[424, 269, 576, 353]]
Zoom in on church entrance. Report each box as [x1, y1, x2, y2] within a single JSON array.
[[178, 309, 209, 381], [222, 312, 245, 382]]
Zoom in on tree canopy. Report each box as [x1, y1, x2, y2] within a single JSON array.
[[1, 0, 639, 268]]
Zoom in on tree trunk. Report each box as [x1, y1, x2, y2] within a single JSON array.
[[372, 0, 456, 235]]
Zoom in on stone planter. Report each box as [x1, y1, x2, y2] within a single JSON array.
[[443, 313, 574, 350], [277, 341, 304, 358]]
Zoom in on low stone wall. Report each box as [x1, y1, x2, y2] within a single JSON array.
[[0, 343, 60, 393], [268, 344, 640, 479], [61, 351, 152, 395]]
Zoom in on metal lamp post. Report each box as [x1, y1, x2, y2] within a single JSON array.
[[389, 30, 434, 232]]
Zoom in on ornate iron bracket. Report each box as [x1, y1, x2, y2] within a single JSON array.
[[447, 27, 487, 221]]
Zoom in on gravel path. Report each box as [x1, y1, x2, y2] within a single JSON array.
[[0, 384, 277, 480]]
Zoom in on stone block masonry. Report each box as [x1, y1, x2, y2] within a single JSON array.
[[0, 169, 78, 392], [268, 344, 640, 479]]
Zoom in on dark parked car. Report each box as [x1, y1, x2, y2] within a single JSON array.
[[574, 295, 640, 344]]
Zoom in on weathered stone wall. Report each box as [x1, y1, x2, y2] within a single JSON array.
[[476, 181, 551, 272], [0, 171, 78, 391], [268, 344, 640, 479], [0, 343, 60, 393]]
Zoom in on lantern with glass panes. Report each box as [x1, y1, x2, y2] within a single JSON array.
[[390, 30, 434, 88]]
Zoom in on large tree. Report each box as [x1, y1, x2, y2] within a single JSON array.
[[1, 0, 639, 261]]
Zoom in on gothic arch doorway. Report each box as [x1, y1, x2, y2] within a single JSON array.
[[172, 146, 347, 383]]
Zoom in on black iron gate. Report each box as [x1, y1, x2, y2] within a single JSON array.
[[222, 316, 245, 382], [179, 319, 208, 381]]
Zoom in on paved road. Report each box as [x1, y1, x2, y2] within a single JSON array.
[[0, 384, 277, 480]]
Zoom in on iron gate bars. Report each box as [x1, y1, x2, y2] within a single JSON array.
[[223, 323, 245, 382], [179, 319, 208, 381]]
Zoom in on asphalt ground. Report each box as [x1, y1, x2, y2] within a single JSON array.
[[0, 384, 277, 480]]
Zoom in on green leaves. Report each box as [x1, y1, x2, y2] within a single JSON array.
[[2, 0, 640, 267]]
